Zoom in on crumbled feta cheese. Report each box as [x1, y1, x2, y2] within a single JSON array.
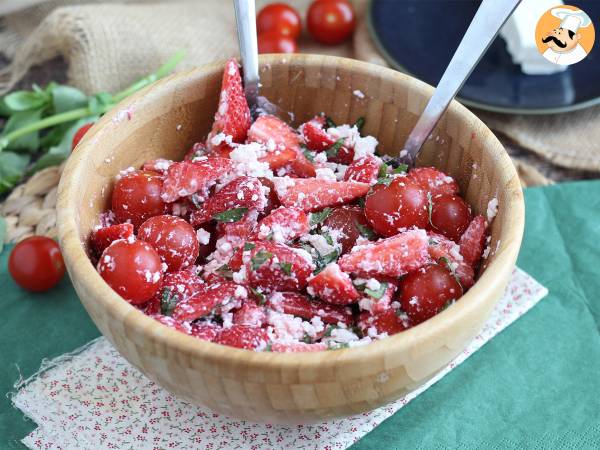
[[196, 228, 211, 245]]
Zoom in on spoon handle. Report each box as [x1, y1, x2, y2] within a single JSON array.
[[233, 0, 259, 109], [400, 0, 522, 166]]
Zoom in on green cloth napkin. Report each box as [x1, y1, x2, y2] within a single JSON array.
[[2, 180, 600, 449]]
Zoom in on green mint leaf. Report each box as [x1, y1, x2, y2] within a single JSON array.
[[249, 287, 266, 305], [278, 261, 292, 276], [51, 85, 88, 113], [357, 197, 366, 208], [160, 288, 179, 316], [376, 176, 393, 186], [302, 149, 315, 163], [213, 207, 248, 223], [364, 281, 388, 299], [3, 91, 48, 112], [313, 249, 340, 274], [325, 116, 336, 129], [438, 256, 462, 288], [353, 116, 365, 133], [264, 342, 272, 352], [325, 138, 345, 159], [243, 242, 256, 251], [310, 207, 333, 226], [355, 221, 377, 240], [251, 250, 273, 271], [301, 334, 312, 344], [216, 264, 233, 279], [0, 152, 30, 194], [0, 216, 6, 254], [2, 108, 43, 152], [392, 164, 408, 174], [323, 325, 338, 337], [322, 231, 334, 246], [427, 192, 434, 227], [378, 163, 389, 179]]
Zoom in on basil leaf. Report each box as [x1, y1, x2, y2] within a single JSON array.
[[264, 342, 272, 352], [213, 207, 248, 223], [243, 242, 256, 251], [2, 108, 43, 152], [364, 282, 388, 299], [301, 334, 312, 343], [393, 164, 408, 174], [302, 149, 315, 163], [323, 325, 338, 337], [357, 197, 366, 208], [52, 85, 88, 113], [278, 262, 292, 275], [322, 231, 334, 246], [325, 138, 345, 159], [325, 116, 336, 129], [249, 287, 266, 305], [160, 288, 179, 316], [375, 176, 393, 186], [313, 249, 340, 274], [0, 216, 6, 254], [353, 116, 365, 133], [438, 256, 462, 288], [3, 90, 48, 112], [310, 207, 333, 226], [251, 250, 273, 270], [355, 221, 376, 240], [378, 163, 389, 179], [0, 151, 30, 194], [216, 264, 233, 279]]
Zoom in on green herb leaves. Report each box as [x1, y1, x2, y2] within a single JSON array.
[[160, 288, 179, 316], [309, 207, 333, 226], [325, 138, 345, 159], [213, 207, 248, 223], [354, 281, 388, 299], [249, 287, 266, 305], [251, 250, 273, 270], [355, 221, 377, 240], [278, 262, 293, 275], [0, 152, 30, 194]]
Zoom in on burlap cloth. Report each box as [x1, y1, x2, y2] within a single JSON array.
[[3, 0, 598, 243]]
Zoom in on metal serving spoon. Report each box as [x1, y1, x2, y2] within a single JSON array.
[[399, 0, 522, 167]]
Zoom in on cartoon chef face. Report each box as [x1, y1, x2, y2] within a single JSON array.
[[542, 27, 581, 53]]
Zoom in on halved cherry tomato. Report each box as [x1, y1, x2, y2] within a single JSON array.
[[257, 3, 302, 39], [258, 31, 297, 54], [322, 205, 373, 254], [9, 236, 65, 292], [430, 194, 472, 242], [307, 0, 356, 45]]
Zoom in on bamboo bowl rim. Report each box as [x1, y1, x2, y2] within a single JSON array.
[[57, 54, 524, 372]]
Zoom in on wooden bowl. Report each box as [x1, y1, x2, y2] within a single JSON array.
[[57, 54, 524, 424]]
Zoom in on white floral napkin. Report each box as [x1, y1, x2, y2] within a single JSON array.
[[13, 268, 547, 450]]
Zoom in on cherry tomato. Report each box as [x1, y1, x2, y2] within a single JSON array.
[[259, 177, 281, 217], [138, 215, 200, 271], [8, 236, 65, 292], [364, 177, 428, 236], [399, 264, 463, 324], [111, 170, 169, 228], [430, 194, 472, 242], [71, 122, 94, 151], [97, 239, 162, 304], [307, 0, 356, 45], [322, 206, 372, 254], [256, 3, 302, 39], [258, 31, 297, 54]]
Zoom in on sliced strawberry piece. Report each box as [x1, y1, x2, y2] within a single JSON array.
[[301, 118, 336, 151], [148, 270, 206, 316], [338, 229, 431, 278], [161, 158, 234, 203], [344, 155, 381, 185], [358, 309, 409, 336], [172, 281, 246, 321], [245, 240, 315, 292], [190, 323, 220, 341], [266, 292, 353, 325], [408, 167, 459, 197], [459, 215, 488, 267], [289, 152, 317, 178], [90, 223, 134, 255], [259, 177, 281, 217], [208, 59, 251, 144], [252, 207, 310, 243], [259, 147, 297, 170], [270, 342, 327, 352], [184, 142, 208, 161], [216, 210, 259, 243], [233, 302, 267, 327], [152, 315, 192, 334], [214, 325, 269, 350], [428, 232, 475, 289], [248, 115, 302, 171], [272, 177, 370, 212], [142, 158, 173, 175], [357, 280, 398, 314], [190, 176, 265, 226], [307, 263, 360, 305]]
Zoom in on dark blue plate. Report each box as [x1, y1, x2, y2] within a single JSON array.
[[367, 0, 600, 114]]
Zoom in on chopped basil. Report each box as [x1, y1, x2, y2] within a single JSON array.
[[249, 287, 266, 305], [327, 342, 350, 350], [323, 325, 338, 337], [160, 288, 179, 316], [375, 176, 394, 186], [278, 261, 293, 276], [243, 242, 256, 251], [364, 282, 388, 299], [325, 116, 336, 129], [216, 264, 233, 278], [428, 237, 439, 245], [393, 164, 408, 174], [378, 163, 389, 179], [438, 256, 462, 288], [353, 116, 365, 133], [325, 138, 345, 159], [355, 221, 376, 240], [310, 207, 333, 226], [301, 334, 312, 344], [313, 249, 340, 274], [213, 207, 248, 223], [302, 149, 315, 163], [357, 197, 366, 208], [251, 250, 273, 270], [322, 231, 334, 246], [264, 342, 272, 352]]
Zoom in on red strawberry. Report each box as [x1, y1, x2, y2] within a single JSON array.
[[270, 342, 328, 352], [152, 315, 192, 334], [344, 155, 381, 184], [248, 115, 301, 170], [307, 263, 360, 305], [428, 232, 475, 289], [151, 270, 206, 312], [190, 323, 220, 341], [459, 215, 488, 267], [358, 309, 409, 336], [233, 302, 267, 327], [407, 167, 459, 197], [190, 176, 265, 226], [245, 240, 315, 292], [214, 325, 269, 350], [90, 223, 134, 255], [300, 117, 353, 164], [358, 281, 398, 314], [216, 210, 258, 243], [172, 281, 246, 321], [252, 207, 310, 243], [208, 59, 251, 145], [272, 177, 370, 212], [289, 152, 317, 178], [266, 292, 353, 325], [184, 142, 208, 161], [338, 229, 431, 278], [142, 158, 173, 175], [161, 158, 234, 203], [260, 147, 297, 170]]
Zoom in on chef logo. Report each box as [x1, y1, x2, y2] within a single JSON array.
[[535, 5, 595, 66]]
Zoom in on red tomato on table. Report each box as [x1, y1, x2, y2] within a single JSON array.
[[258, 31, 298, 54], [307, 0, 356, 45], [257, 3, 302, 39], [9, 236, 66, 292]]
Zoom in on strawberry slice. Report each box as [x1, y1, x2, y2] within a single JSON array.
[[459, 215, 488, 267], [146, 270, 207, 316], [172, 281, 246, 321], [142, 158, 173, 175], [272, 177, 370, 212], [184, 142, 208, 161], [289, 152, 317, 178], [407, 167, 459, 197], [90, 223, 134, 255], [216, 210, 259, 243], [357, 280, 398, 314], [245, 240, 315, 292], [344, 155, 381, 184], [190, 323, 221, 341], [428, 232, 475, 288], [300, 117, 353, 164], [190, 176, 265, 226], [358, 309, 409, 336], [208, 59, 251, 145], [161, 158, 234, 203], [307, 263, 360, 305], [252, 207, 310, 243], [152, 315, 193, 334], [338, 229, 431, 278], [270, 342, 328, 352], [248, 115, 301, 170], [233, 302, 267, 327], [266, 292, 353, 325], [214, 325, 269, 350]]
